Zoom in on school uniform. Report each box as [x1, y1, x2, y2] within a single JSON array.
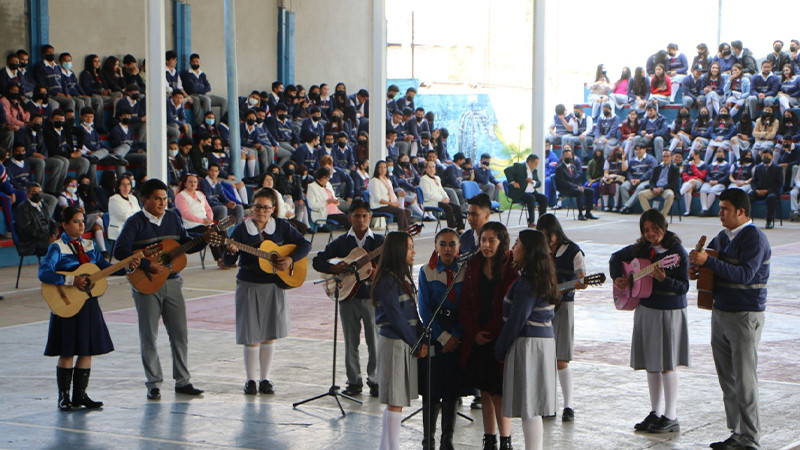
[[552, 242, 585, 362]]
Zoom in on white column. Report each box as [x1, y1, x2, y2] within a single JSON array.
[[531, 0, 547, 185], [145, 0, 167, 181], [368, 0, 387, 167]]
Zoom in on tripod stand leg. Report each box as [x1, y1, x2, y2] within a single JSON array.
[[457, 411, 474, 422], [337, 392, 363, 404], [401, 407, 422, 423], [292, 392, 329, 408], [333, 393, 346, 417]]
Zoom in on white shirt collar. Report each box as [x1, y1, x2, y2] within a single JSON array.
[[347, 228, 374, 248], [143, 208, 165, 226], [244, 216, 276, 235], [191, 68, 203, 76], [5, 67, 17, 77], [725, 219, 753, 240], [166, 67, 177, 75], [10, 158, 24, 168], [44, 60, 56, 68], [60, 68, 73, 76], [205, 175, 217, 187]]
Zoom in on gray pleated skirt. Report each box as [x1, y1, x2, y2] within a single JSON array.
[[630, 305, 690, 371], [502, 337, 557, 419], [553, 301, 574, 361], [235, 280, 290, 345], [378, 335, 418, 407]]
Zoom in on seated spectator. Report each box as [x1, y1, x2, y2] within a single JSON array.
[[767, 40, 791, 76], [681, 64, 705, 110], [317, 155, 353, 213], [600, 146, 627, 211], [5, 143, 55, 215], [12, 182, 58, 256], [300, 106, 325, 142], [181, 53, 228, 126], [77, 172, 109, 226], [692, 43, 710, 74], [166, 90, 191, 143], [627, 67, 650, 115], [197, 110, 229, 145], [308, 167, 350, 230], [752, 106, 779, 154], [729, 149, 755, 194], [620, 109, 641, 158], [386, 157, 425, 219], [351, 157, 370, 200], [776, 63, 800, 114], [13, 50, 35, 98], [107, 175, 140, 242], [420, 160, 464, 232], [164, 51, 190, 102], [747, 61, 779, 119], [637, 149, 679, 216], [586, 64, 612, 119], [646, 49, 667, 76], [368, 160, 411, 230], [0, 147, 25, 230], [385, 84, 400, 119], [442, 152, 467, 208], [293, 131, 318, 172], [665, 43, 689, 98], [394, 87, 416, 114], [777, 140, 800, 188], [110, 112, 147, 168], [633, 104, 668, 159], [114, 84, 147, 143], [777, 110, 800, 148], [43, 109, 87, 194], [555, 148, 596, 220], [593, 103, 620, 157], [545, 104, 575, 146], [0, 53, 23, 95], [33, 45, 75, 113], [585, 149, 605, 208], [238, 110, 263, 178], [544, 141, 560, 205], [749, 148, 784, 228], [401, 107, 420, 146], [75, 107, 127, 181], [419, 131, 436, 159], [79, 54, 118, 113], [59, 52, 101, 130], [649, 64, 672, 108], [413, 107, 430, 136], [704, 106, 739, 164], [174, 173, 223, 263], [678, 150, 706, 216], [121, 54, 145, 93], [57, 176, 107, 254], [698, 149, 731, 215], [792, 40, 800, 73], [199, 161, 244, 229], [239, 90, 266, 119], [699, 62, 726, 117], [609, 66, 631, 110], [619, 143, 658, 214], [689, 107, 713, 156], [24, 86, 56, 121], [0, 82, 29, 150], [267, 103, 298, 167], [331, 131, 355, 172], [668, 107, 694, 154], [385, 128, 399, 162], [722, 64, 750, 118], [790, 158, 800, 220], [473, 152, 503, 204], [730, 40, 757, 79], [259, 173, 307, 234], [711, 42, 736, 74], [563, 104, 593, 159]]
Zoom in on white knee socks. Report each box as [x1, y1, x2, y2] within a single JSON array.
[[521, 416, 543, 450], [236, 186, 248, 204], [94, 229, 107, 252], [557, 367, 573, 409], [246, 159, 257, 178], [646, 372, 663, 416], [380, 409, 402, 450], [260, 342, 274, 381], [662, 371, 678, 420], [243, 345, 259, 381]]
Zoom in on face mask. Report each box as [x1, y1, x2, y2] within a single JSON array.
[[406, 96, 413, 102], [31, 123, 42, 132], [121, 117, 130, 125], [574, 111, 582, 117], [603, 110, 611, 117], [246, 118, 256, 126], [8, 63, 18, 71], [18, 61, 27, 68], [774, 45, 782, 52], [312, 115, 321, 122], [763, 113, 772, 118], [53, 120, 64, 128], [387, 93, 395, 99], [564, 157, 573, 164], [255, 117, 264, 124], [129, 93, 140, 101], [44, 54, 55, 62], [204, 144, 213, 152], [415, 116, 423, 122], [762, 157, 772, 164], [190, 63, 200, 70], [719, 114, 729, 119], [742, 157, 753, 163], [67, 186, 77, 194], [388, 166, 394, 174], [29, 193, 42, 203], [61, 62, 72, 71], [723, 50, 731, 57], [83, 121, 93, 128], [358, 139, 367, 144], [716, 156, 725, 162], [337, 141, 346, 148], [13, 153, 25, 161], [324, 142, 332, 149], [277, 114, 288, 120], [247, 97, 258, 107], [168, 150, 179, 157], [285, 168, 295, 175], [700, 113, 709, 119]]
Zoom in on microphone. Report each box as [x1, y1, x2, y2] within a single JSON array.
[[456, 250, 479, 264]]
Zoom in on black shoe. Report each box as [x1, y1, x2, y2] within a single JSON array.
[[175, 383, 204, 395], [482, 434, 498, 450], [585, 212, 599, 220], [147, 388, 161, 400], [71, 368, 103, 408], [470, 396, 482, 410], [367, 381, 379, 398], [710, 436, 743, 449], [577, 213, 587, 221], [620, 206, 632, 214], [341, 384, 362, 396], [562, 407, 574, 422], [499, 435, 512, 450], [243, 380, 257, 395], [634, 411, 660, 431], [112, 155, 129, 166], [765, 220, 774, 229], [259, 379, 274, 394], [648, 415, 679, 433], [56, 367, 74, 411], [542, 413, 556, 419]]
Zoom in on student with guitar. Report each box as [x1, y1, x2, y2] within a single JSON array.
[[312, 198, 384, 398], [536, 213, 587, 423], [114, 179, 206, 401], [688, 188, 770, 450], [609, 209, 689, 434], [39, 206, 141, 411], [222, 187, 311, 395]]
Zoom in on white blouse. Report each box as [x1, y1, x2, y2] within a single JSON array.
[[107, 194, 141, 240]]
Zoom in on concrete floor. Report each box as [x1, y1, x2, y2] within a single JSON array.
[[1, 209, 799, 449]]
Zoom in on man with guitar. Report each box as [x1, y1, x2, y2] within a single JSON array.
[[114, 179, 206, 400], [689, 188, 770, 450], [312, 198, 384, 398]]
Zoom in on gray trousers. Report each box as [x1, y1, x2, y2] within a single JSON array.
[[212, 203, 244, 225], [29, 157, 67, 194], [132, 277, 191, 390], [479, 182, 498, 202], [620, 180, 649, 208], [711, 309, 764, 449], [339, 296, 378, 386], [276, 141, 295, 168], [50, 155, 90, 190]]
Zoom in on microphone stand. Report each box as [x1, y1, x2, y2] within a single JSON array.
[[403, 255, 474, 450], [293, 267, 362, 417]]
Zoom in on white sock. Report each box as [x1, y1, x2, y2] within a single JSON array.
[[683, 192, 692, 212], [260, 342, 274, 381], [662, 371, 679, 420], [601, 195, 609, 208], [410, 201, 424, 218], [646, 372, 663, 416], [246, 159, 257, 177], [557, 367, 573, 409], [700, 193, 709, 211], [521, 416, 543, 450], [380, 409, 402, 450], [94, 229, 107, 252], [613, 190, 621, 208], [236, 186, 248, 204], [243, 345, 259, 381]]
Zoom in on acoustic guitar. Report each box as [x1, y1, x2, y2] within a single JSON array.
[[321, 223, 423, 301], [613, 254, 681, 310], [128, 215, 236, 294], [693, 235, 717, 310], [42, 244, 161, 318], [207, 234, 308, 289], [558, 273, 606, 293]]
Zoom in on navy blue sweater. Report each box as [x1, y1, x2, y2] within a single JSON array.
[[494, 277, 555, 361], [609, 242, 689, 310], [180, 70, 211, 95], [33, 62, 63, 96], [312, 231, 385, 299], [704, 224, 770, 312], [373, 273, 422, 347], [222, 218, 311, 284], [555, 242, 584, 303]]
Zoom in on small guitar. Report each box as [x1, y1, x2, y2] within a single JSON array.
[[206, 233, 308, 289], [693, 235, 717, 310], [558, 273, 606, 293], [128, 215, 237, 294], [42, 244, 161, 318], [613, 254, 681, 311], [320, 223, 423, 301]]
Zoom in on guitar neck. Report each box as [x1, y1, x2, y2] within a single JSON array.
[[558, 278, 576, 292], [89, 251, 142, 282], [355, 246, 384, 268], [167, 234, 206, 259], [632, 261, 660, 282], [227, 238, 275, 261]]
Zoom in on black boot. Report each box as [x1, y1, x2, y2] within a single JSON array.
[[482, 433, 498, 450], [56, 367, 74, 411], [499, 435, 513, 450], [72, 368, 103, 408], [421, 401, 440, 450], [439, 400, 457, 450]]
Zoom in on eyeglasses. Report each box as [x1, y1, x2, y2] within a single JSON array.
[[253, 205, 274, 211]]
